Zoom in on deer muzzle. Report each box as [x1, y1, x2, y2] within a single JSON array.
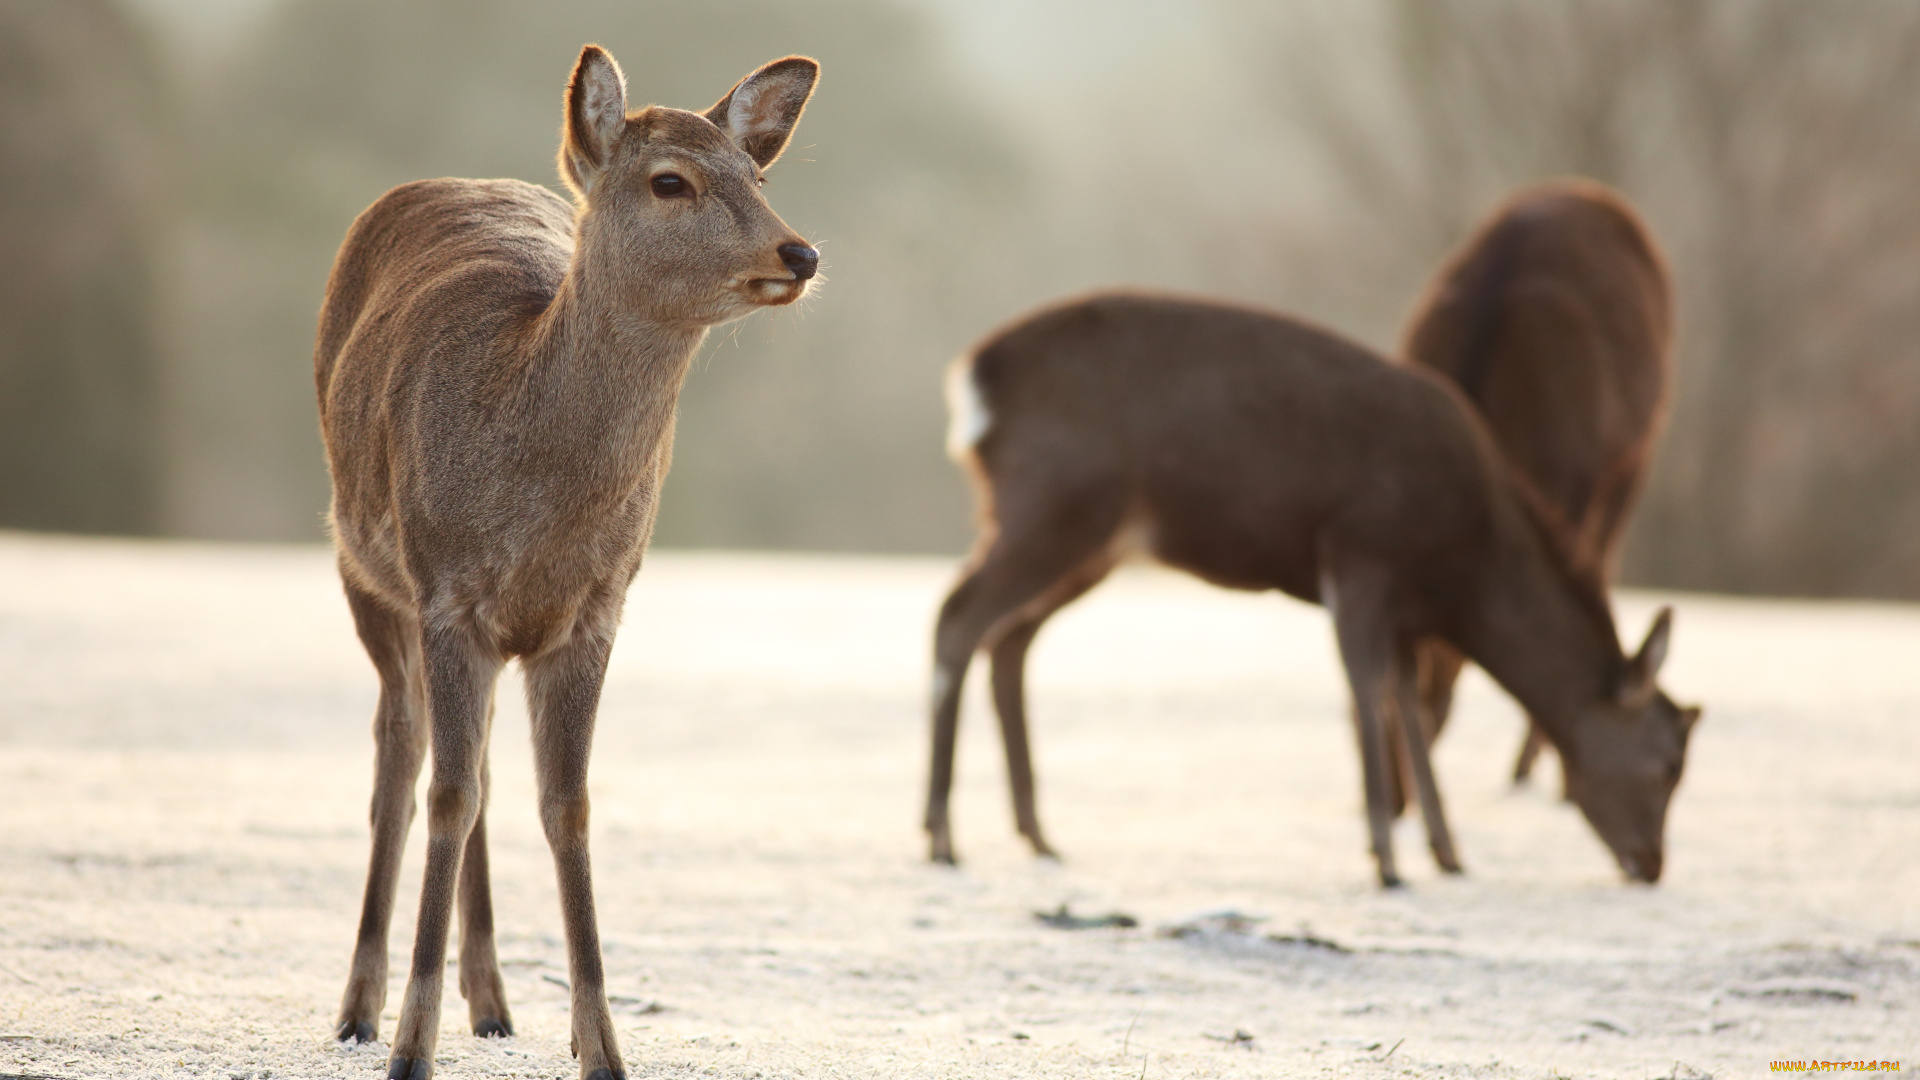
[[778, 243, 819, 281], [1618, 845, 1663, 884]]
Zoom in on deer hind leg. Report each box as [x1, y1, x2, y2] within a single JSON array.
[[1386, 637, 1466, 818], [387, 621, 502, 1080], [927, 493, 1126, 865], [336, 579, 428, 1045], [457, 732, 512, 1038], [1320, 557, 1405, 888], [1510, 723, 1553, 784], [987, 554, 1116, 860], [1393, 640, 1463, 874], [522, 625, 623, 1080]]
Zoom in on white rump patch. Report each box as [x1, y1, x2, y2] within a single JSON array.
[[944, 357, 991, 462]]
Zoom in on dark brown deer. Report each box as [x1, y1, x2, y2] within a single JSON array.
[[1398, 180, 1673, 797], [315, 46, 818, 1080], [926, 291, 1699, 888]]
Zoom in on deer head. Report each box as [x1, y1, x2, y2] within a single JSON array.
[[559, 45, 820, 326], [1560, 606, 1703, 883]]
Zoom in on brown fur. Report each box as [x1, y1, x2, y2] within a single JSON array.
[[315, 45, 819, 1080], [927, 291, 1699, 888], [1399, 180, 1673, 797]]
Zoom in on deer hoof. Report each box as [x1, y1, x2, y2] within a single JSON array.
[[336, 1019, 377, 1044], [584, 1069, 627, 1080], [387, 1055, 432, 1080], [1025, 834, 1060, 861], [474, 1017, 512, 1038]]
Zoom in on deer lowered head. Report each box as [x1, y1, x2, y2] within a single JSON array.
[[1558, 607, 1702, 883], [559, 45, 820, 329]]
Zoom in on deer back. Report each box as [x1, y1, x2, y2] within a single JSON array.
[[1404, 180, 1672, 575], [962, 292, 1519, 619]]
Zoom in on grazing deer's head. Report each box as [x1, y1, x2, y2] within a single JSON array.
[[559, 45, 820, 326], [1561, 606, 1702, 883]]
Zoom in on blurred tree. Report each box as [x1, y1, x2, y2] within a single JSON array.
[[1236, 0, 1920, 598], [0, 0, 168, 534], [166, 0, 1023, 549]]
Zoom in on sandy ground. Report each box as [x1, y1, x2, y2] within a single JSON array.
[[0, 531, 1915, 1080]]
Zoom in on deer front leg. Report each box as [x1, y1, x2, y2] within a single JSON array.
[[387, 623, 501, 1080], [1320, 559, 1402, 889], [1511, 722, 1550, 783], [337, 582, 427, 1045], [458, 751, 512, 1037], [1386, 638, 1465, 820], [1349, 679, 1402, 889], [524, 628, 623, 1080], [1393, 641, 1463, 874]]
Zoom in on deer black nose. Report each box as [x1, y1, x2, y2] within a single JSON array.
[[778, 243, 819, 281]]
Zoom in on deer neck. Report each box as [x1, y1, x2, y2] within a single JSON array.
[[520, 246, 709, 481], [1456, 509, 1622, 743]]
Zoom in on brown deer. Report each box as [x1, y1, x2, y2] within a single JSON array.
[[314, 46, 819, 1080], [926, 291, 1699, 888], [1398, 180, 1673, 799]]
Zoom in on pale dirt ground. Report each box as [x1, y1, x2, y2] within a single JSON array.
[[0, 531, 1915, 1080]]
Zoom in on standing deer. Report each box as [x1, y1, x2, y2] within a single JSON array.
[[315, 46, 819, 1080], [1398, 180, 1673, 798], [926, 292, 1699, 887]]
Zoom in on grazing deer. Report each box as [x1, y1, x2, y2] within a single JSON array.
[[926, 292, 1699, 887], [1397, 180, 1673, 798], [315, 46, 819, 1080]]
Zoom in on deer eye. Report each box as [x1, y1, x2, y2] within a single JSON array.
[[650, 173, 688, 198]]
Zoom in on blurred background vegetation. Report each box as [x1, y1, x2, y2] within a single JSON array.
[[2, 0, 1917, 598]]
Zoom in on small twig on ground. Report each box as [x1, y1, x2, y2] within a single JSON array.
[[1156, 909, 1266, 939], [1034, 903, 1137, 930], [1380, 1037, 1404, 1061], [1123, 1006, 1143, 1056], [1266, 929, 1350, 953], [1203, 1028, 1256, 1047], [541, 973, 570, 990]]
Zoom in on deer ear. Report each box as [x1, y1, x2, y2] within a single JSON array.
[[1616, 606, 1673, 710], [703, 56, 818, 168], [561, 45, 628, 201]]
